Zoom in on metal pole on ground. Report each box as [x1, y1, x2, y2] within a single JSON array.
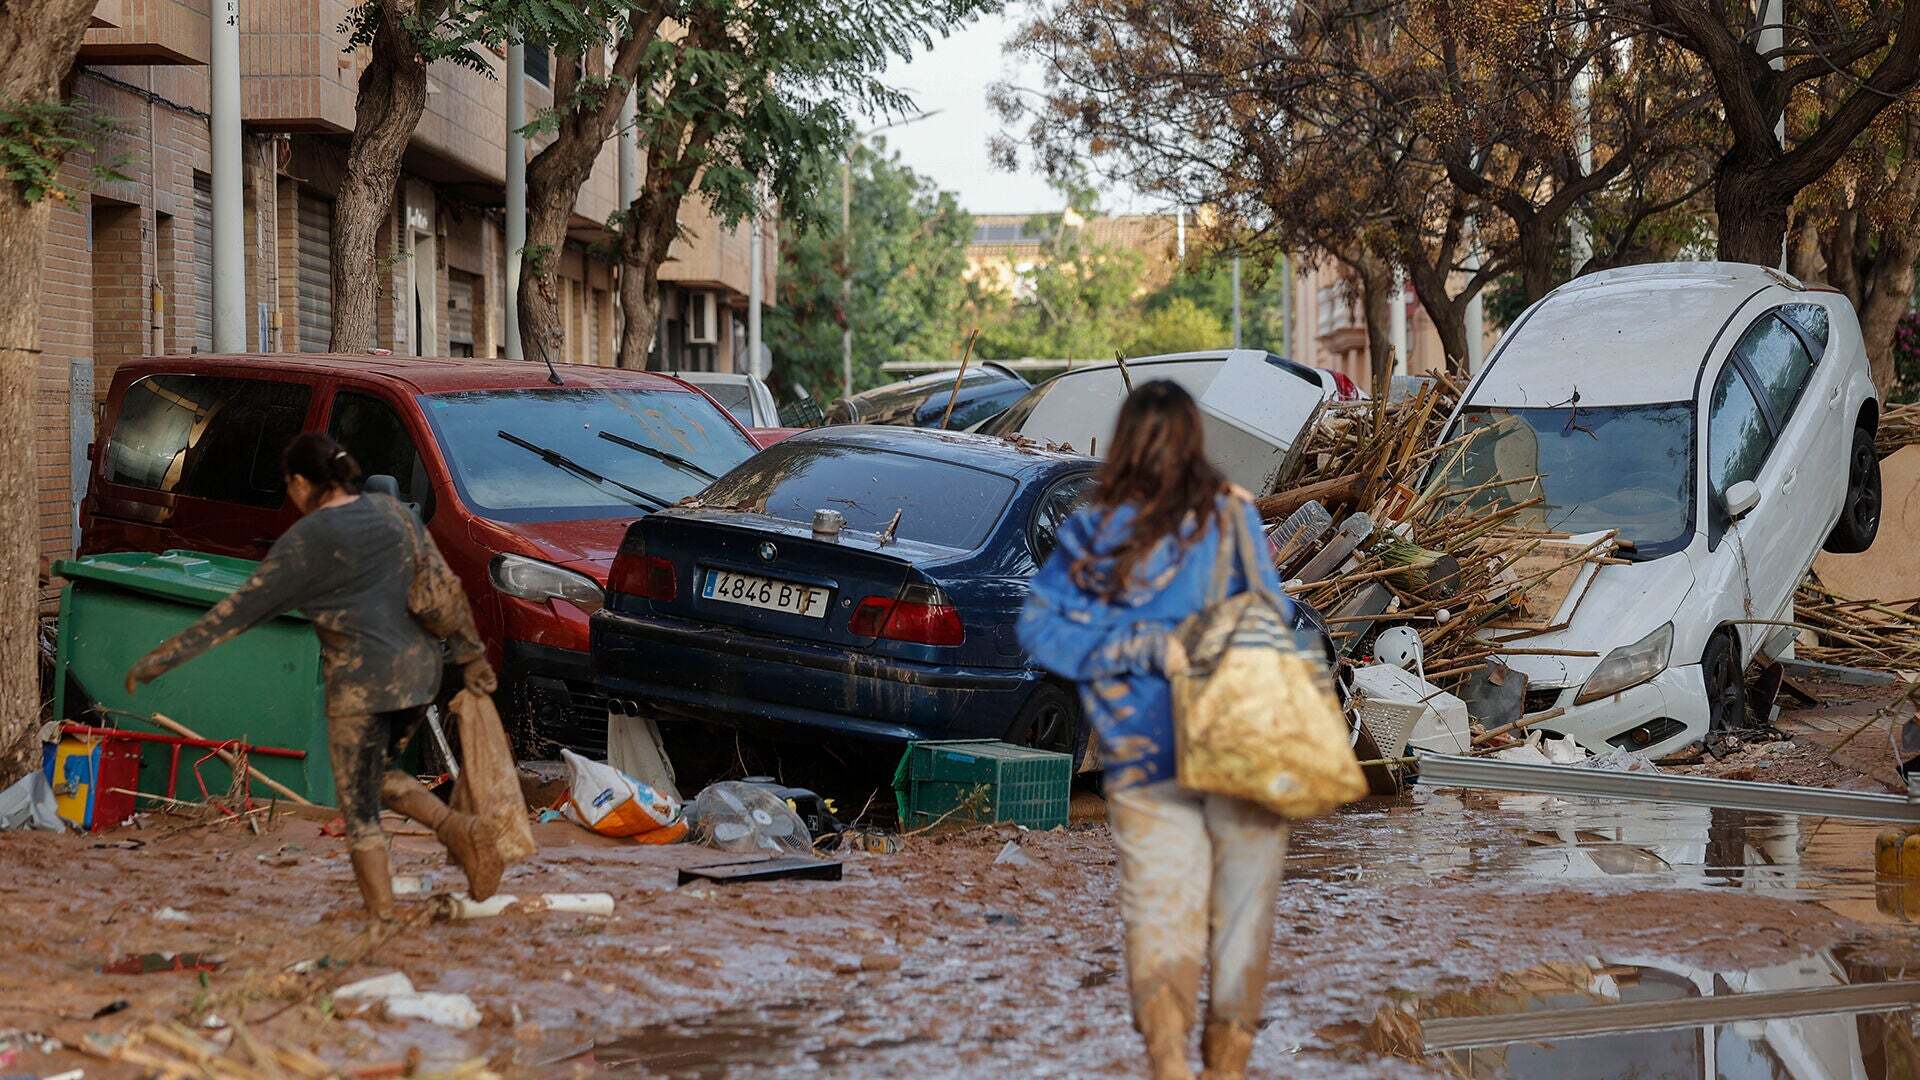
[[748, 184, 763, 379], [209, 0, 245, 353], [1389, 267, 1409, 377], [840, 153, 852, 396], [616, 87, 636, 355], [504, 41, 526, 361]]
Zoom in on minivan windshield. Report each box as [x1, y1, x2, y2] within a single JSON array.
[[1433, 402, 1696, 559], [421, 388, 756, 521], [695, 440, 1018, 550]]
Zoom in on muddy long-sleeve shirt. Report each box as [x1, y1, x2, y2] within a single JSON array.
[[135, 494, 486, 717]]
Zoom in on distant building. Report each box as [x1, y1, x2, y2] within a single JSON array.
[[31, 0, 771, 572], [1284, 258, 1479, 394], [965, 208, 1185, 298]]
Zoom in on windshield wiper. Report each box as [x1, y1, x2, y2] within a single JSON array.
[[496, 430, 669, 510], [596, 430, 718, 483]]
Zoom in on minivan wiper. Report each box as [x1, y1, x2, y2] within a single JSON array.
[[596, 430, 718, 483], [496, 430, 669, 510]]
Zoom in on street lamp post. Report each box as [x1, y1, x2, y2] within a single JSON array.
[[840, 110, 942, 397]]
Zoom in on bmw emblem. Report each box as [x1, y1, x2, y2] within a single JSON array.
[[758, 541, 778, 562]]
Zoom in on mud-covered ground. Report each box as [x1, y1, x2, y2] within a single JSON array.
[[4, 681, 1917, 1079]]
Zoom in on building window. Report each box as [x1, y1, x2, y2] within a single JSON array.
[[525, 44, 550, 87]]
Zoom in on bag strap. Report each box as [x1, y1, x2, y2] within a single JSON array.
[[1223, 495, 1278, 606], [1205, 501, 1237, 607]]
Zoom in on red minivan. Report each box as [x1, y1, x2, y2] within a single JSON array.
[[78, 353, 762, 757]]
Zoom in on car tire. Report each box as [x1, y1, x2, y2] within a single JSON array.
[[1010, 681, 1084, 767], [1702, 630, 1748, 733], [1824, 425, 1882, 554]]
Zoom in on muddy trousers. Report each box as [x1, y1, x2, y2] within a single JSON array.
[[1107, 781, 1290, 1036], [328, 706, 439, 853]]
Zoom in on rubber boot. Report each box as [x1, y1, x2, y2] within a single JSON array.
[[382, 774, 505, 901], [1199, 1021, 1256, 1080], [349, 842, 396, 922], [1136, 984, 1197, 1080]]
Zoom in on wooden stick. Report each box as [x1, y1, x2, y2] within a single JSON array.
[[935, 328, 980, 430], [142, 713, 314, 806], [1471, 707, 1566, 747]]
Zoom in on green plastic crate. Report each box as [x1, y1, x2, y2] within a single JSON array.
[[891, 739, 1071, 831]]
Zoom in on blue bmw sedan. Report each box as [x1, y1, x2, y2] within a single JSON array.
[[589, 426, 1099, 762]]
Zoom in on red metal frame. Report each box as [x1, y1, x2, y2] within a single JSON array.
[[59, 721, 305, 804]]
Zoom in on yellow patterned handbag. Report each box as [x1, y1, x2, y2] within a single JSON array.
[[1170, 500, 1366, 818]]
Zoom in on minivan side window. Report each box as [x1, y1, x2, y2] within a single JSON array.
[[106, 374, 313, 507], [1733, 311, 1815, 427], [1706, 363, 1772, 523], [328, 390, 429, 513]]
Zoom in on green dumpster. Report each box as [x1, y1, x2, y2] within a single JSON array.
[[52, 550, 337, 806]]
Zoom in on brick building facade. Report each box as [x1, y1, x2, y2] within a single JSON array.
[[33, 0, 774, 572]]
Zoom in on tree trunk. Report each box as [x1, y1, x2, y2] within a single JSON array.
[[1713, 164, 1793, 267], [1404, 256, 1471, 376], [519, 39, 651, 366], [0, 0, 102, 784], [330, 9, 431, 352], [1515, 217, 1560, 304], [1347, 254, 1394, 395], [617, 203, 677, 369], [1858, 255, 1915, 395]]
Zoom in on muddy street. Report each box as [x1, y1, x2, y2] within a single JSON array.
[[3, 761, 1917, 1079]]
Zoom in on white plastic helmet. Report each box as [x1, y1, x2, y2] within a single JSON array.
[[1373, 625, 1424, 671]]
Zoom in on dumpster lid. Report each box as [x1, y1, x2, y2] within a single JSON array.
[[53, 550, 309, 620]]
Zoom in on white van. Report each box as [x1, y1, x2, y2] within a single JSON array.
[[1435, 262, 1881, 757]]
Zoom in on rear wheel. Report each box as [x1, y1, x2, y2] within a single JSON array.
[[1011, 681, 1083, 767], [1824, 425, 1881, 553], [1702, 630, 1748, 734]]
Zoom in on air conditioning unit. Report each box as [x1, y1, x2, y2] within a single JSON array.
[[685, 291, 718, 345]]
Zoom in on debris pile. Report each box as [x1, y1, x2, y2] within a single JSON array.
[[1261, 379, 1617, 689], [1794, 580, 1920, 673], [1875, 400, 1920, 458]]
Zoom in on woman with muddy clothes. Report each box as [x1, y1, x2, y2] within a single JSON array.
[[125, 433, 503, 921], [1018, 382, 1293, 1080]]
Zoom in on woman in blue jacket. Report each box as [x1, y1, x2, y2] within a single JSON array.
[[1019, 381, 1291, 1080]]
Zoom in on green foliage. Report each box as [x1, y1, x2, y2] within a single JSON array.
[[973, 234, 1143, 361], [628, 0, 997, 236], [1142, 257, 1291, 354], [339, 0, 610, 80], [0, 99, 126, 204], [765, 143, 974, 400], [1124, 296, 1227, 355]]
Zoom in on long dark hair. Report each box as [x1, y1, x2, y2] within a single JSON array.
[[282, 432, 363, 493], [1072, 380, 1225, 600]]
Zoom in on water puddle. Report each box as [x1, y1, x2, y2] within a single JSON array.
[[572, 999, 929, 1077], [1368, 947, 1920, 1079], [1289, 791, 1915, 924]]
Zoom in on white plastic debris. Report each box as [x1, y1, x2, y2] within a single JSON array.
[[383, 991, 482, 1030], [1542, 734, 1588, 765], [333, 972, 416, 1000], [1582, 748, 1660, 773], [153, 907, 192, 923], [436, 892, 616, 920], [390, 874, 431, 897], [993, 839, 1032, 867]]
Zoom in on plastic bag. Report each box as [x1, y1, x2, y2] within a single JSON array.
[[685, 781, 813, 856], [559, 748, 687, 844], [449, 691, 537, 862]]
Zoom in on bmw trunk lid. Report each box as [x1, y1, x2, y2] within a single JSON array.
[[610, 508, 963, 647]]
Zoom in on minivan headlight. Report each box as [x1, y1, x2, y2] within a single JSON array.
[[490, 554, 604, 612], [1575, 622, 1673, 704]]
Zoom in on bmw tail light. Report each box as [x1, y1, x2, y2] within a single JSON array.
[[849, 584, 964, 646], [609, 554, 676, 601]]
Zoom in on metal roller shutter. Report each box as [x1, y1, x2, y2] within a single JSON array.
[[192, 174, 213, 353], [296, 191, 333, 353], [447, 270, 474, 354]]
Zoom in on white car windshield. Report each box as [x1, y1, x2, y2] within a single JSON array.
[[1434, 402, 1695, 559]]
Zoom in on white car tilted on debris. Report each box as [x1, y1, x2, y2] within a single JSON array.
[[1434, 262, 1882, 759]]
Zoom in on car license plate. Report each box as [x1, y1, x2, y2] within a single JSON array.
[[701, 569, 830, 618]]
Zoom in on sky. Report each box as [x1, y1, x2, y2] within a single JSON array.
[[866, 10, 1124, 216]]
